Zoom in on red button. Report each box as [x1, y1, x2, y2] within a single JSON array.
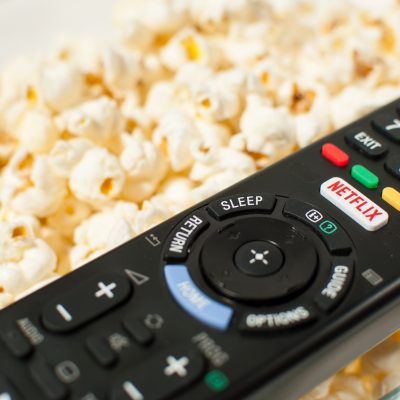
[[321, 143, 349, 167]]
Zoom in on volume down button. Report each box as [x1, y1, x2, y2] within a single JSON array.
[[42, 274, 132, 333]]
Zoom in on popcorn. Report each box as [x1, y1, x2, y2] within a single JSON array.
[[190, 147, 255, 182], [379, 372, 400, 397], [69, 147, 125, 208], [0, 216, 57, 303], [56, 96, 123, 147], [190, 77, 241, 122], [161, 29, 222, 71], [70, 201, 138, 268], [145, 81, 179, 121], [188, 0, 271, 32], [49, 138, 93, 178], [102, 47, 142, 95], [11, 156, 66, 218], [156, 176, 195, 214], [46, 196, 92, 239], [362, 337, 400, 374], [192, 170, 248, 202], [154, 109, 200, 172], [1, 1, 400, 397], [40, 60, 86, 111], [225, 22, 271, 66], [330, 86, 400, 128], [120, 131, 167, 203], [114, 0, 187, 36], [134, 197, 173, 234], [239, 95, 296, 158], [16, 110, 59, 154]]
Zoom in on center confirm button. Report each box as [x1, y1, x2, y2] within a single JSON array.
[[320, 177, 388, 231], [164, 265, 233, 330]]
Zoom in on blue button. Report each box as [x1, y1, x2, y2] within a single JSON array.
[[164, 265, 233, 330]]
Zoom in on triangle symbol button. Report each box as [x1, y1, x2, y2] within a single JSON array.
[[125, 269, 150, 286]]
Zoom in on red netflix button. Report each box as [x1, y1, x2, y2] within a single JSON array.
[[320, 177, 388, 231]]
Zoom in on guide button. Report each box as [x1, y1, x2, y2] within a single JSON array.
[[164, 265, 233, 330], [207, 194, 276, 220], [314, 260, 354, 311]]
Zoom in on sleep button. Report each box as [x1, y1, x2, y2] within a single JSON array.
[[164, 265, 233, 331], [207, 194, 276, 219]]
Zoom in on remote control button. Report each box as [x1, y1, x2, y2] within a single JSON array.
[[42, 274, 132, 333], [86, 336, 117, 367], [164, 265, 233, 330], [122, 317, 154, 346], [382, 187, 400, 212], [207, 194, 276, 220], [321, 143, 349, 167], [314, 260, 354, 312], [111, 345, 205, 400], [164, 211, 209, 262], [320, 177, 388, 231], [201, 217, 317, 302], [384, 154, 400, 180], [30, 357, 68, 400], [345, 131, 387, 158], [0, 376, 22, 400], [350, 164, 379, 189], [0, 324, 33, 358], [234, 240, 283, 276], [239, 304, 317, 332], [372, 113, 400, 142], [283, 199, 351, 255]]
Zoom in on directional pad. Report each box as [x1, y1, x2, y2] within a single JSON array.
[[234, 241, 283, 276], [201, 217, 317, 302]]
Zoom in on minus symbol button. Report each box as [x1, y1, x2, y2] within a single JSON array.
[[56, 304, 73, 322]]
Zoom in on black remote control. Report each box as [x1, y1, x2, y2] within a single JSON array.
[[1, 99, 400, 400]]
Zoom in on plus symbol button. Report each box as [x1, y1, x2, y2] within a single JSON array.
[[164, 356, 189, 378], [95, 282, 117, 299]]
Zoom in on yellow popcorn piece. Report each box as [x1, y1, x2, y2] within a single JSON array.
[[181, 36, 202, 61]]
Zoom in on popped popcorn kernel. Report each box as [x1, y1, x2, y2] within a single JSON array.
[[69, 147, 125, 208], [1, 1, 400, 398]]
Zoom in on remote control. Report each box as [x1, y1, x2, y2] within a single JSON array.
[[1, 99, 400, 400]]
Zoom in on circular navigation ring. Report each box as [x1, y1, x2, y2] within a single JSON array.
[[200, 217, 318, 302]]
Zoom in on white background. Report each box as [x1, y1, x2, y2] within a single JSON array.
[[0, 0, 115, 66]]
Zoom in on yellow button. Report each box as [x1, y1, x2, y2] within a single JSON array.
[[382, 187, 400, 211]]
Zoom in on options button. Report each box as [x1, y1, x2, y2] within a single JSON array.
[[240, 304, 317, 332]]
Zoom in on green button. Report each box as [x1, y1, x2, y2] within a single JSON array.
[[204, 370, 230, 392], [351, 164, 379, 189]]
